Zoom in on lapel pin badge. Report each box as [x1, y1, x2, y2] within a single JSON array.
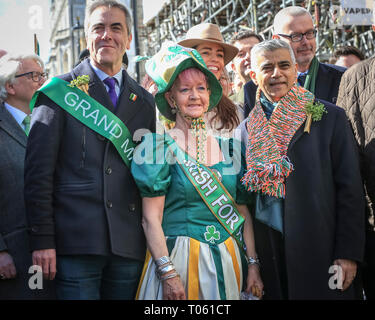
[[129, 93, 137, 102]]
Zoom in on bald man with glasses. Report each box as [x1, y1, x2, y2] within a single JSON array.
[[243, 6, 346, 117]]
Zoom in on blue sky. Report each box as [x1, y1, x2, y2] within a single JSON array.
[[0, 0, 165, 63]]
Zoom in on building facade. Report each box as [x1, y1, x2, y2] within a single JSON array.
[[46, 0, 86, 77], [47, 0, 144, 80]]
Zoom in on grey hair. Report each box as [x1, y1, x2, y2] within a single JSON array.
[[273, 6, 313, 34], [251, 39, 296, 71], [84, 0, 133, 37], [0, 53, 44, 103]]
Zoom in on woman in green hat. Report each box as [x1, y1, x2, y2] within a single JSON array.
[[131, 42, 263, 300]]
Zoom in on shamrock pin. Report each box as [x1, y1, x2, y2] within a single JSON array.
[[204, 225, 220, 244], [304, 101, 327, 133], [68, 75, 90, 95]]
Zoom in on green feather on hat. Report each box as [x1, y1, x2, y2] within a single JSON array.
[[145, 41, 223, 121]]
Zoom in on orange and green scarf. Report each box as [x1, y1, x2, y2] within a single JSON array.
[[242, 85, 315, 198]]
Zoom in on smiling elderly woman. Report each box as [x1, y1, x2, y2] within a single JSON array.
[[131, 42, 263, 300]]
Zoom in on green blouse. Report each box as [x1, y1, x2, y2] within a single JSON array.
[[131, 133, 252, 245]]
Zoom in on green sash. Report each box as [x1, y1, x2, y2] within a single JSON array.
[[168, 140, 246, 251], [30, 77, 135, 168], [304, 56, 319, 94]]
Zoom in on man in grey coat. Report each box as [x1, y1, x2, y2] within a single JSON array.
[[0, 53, 55, 299], [239, 39, 365, 299]]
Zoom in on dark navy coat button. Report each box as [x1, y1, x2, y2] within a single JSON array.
[[107, 201, 113, 208]]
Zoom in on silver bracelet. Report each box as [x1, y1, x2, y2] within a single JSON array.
[[154, 256, 171, 267], [156, 261, 173, 274], [157, 264, 176, 277], [247, 255, 260, 268], [160, 272, 179, 282]]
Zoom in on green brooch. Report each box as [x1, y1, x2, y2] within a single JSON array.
[[304, 101, 327, 133], [68, 75, 90, 95]]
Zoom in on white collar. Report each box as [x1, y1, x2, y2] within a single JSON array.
[[3, 102, 28, 127]]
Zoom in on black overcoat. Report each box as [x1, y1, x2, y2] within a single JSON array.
[[239, 100, 366, 299]]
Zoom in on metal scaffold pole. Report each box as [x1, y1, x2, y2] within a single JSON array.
[[139, 0, 374, 75]]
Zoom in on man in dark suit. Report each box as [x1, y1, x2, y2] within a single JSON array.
[[243, 6, 346, 117], [0, 53, 55, 299], [24, 0, 156, 300], [239, 39, 365, 299]]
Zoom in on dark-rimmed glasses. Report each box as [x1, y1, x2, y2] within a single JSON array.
[[277, 30, 317, 42], [15, 71, 48, 82]]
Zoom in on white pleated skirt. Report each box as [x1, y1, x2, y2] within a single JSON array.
[[136, 236, 244, 300]]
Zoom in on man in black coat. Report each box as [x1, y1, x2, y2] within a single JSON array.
[[24, 1, 155, 300], [0, 53, 55, 299], [243, 6, 345, 117], [239, 39, 365, 299]]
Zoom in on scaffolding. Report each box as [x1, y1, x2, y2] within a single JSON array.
[[140, 0, 374, 62]]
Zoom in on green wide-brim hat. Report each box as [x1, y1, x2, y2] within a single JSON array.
[[145, 41, 222, 121]]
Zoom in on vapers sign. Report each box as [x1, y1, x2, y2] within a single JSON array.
[[339, 0, 373, 25]]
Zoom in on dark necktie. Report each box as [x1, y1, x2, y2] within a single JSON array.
[[298, 73, 306, 87], [103, 77, 118, 107]]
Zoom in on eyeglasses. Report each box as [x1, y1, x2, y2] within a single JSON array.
[[277, 30, 317, 42], [15, 71, 48, 82]]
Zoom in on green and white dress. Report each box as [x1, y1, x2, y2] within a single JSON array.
[[131, 133, 251, 300]]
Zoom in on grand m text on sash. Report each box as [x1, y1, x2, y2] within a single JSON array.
[[64, 92, 127, 140], [30, 77, 135, 168]]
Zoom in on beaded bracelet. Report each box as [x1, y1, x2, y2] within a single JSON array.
[[160, 272, 179, 282]]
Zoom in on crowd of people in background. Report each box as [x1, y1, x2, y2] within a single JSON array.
[[0, 0, 373, 301]]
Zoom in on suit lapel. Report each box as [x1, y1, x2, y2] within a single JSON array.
[[71, 59, 116, 113], [71, 61, 145, 126], [116, 71, 144, 125], [0, 104, 27, 147], [288, 125, 305, 152]]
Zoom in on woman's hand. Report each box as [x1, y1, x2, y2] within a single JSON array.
[[163, 275, 186, 300], [245, 265, 264, 299]]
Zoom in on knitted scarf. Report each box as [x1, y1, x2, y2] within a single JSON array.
[[242, 85, 315, 198]]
